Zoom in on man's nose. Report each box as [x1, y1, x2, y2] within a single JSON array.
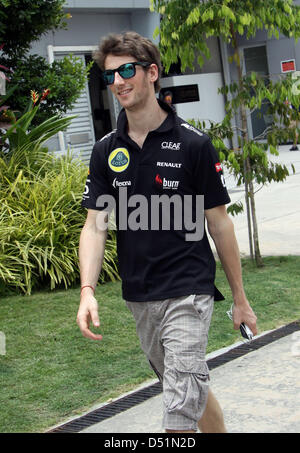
[[113, 72, 125, 86]]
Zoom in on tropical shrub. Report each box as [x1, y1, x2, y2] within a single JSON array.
[[1, 54, 93, 126], [0, 148, 119, 295], [0, 90, 119, 295], [0, 1, 89, 126]]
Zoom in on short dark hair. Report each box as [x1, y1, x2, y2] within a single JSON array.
[[93, 31, 162, 92]]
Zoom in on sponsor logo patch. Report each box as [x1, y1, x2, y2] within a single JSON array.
[[82, 178, 90, 199], [180, 123, 203, 137], [155, 174, 179, 190], [157, 161, 182, 168], [112, 178, 132, 188], [161, 141, 181, 150], [155, 174, 163, 187], [108, 148, 130, 173], [215, 162, 222, 172]]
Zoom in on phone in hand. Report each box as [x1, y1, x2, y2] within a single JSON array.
[[239, 322, 253, 340], [226, 304, 254, 341]]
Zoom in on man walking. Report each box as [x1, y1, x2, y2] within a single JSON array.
[[77, 31, 257, 433]]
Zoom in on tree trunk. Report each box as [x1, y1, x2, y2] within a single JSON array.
[[241, 112, 263, 266], [248, 176, 264, 267], [243, 159, 254, 261], [231, 24, 263, 266]]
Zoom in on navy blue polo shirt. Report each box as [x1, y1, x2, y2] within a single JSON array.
[[81, 101, 231, 302]]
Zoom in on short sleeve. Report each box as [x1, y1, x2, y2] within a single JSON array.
[[193, 137, 231, 210], [81, 141, 111, 210]]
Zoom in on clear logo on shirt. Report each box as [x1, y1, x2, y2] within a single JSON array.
[[161, 141, 181, 150]]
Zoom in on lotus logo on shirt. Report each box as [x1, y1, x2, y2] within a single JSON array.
[[108, 148, 130, 172], [155, 174, 179, 190]]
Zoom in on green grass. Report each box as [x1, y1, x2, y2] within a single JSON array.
[[0, 256, 299, 433]]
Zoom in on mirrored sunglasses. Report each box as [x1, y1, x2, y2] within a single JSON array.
[[102, 62, 151, 86]]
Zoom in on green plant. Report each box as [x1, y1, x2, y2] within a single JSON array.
[[0, 91, 119, 294], [0, 1, 90, 125], [0, 63, 17, 133], [0, 88, 77, 152], [0, 148, 119, 295], [0, 0, 68, 58], [1, 54, 92, 126]]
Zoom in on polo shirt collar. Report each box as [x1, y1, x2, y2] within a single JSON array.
[[116, 99, 176, 141]]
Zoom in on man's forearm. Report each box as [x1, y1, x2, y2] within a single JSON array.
[[206, 206, 257, 333], [79, 223, 107, 289], [208, 216, 247, 304]]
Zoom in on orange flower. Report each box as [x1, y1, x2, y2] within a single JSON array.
[[41, 88, 50, 101], [30, 90, 39, 105]]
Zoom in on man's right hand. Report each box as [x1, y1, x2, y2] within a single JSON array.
[[76, 289, 103, 341]]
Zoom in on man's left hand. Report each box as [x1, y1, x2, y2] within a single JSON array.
[[232, 301, 257, 336]]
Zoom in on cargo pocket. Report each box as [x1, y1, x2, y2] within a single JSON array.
[[166, 352, 210, 422]]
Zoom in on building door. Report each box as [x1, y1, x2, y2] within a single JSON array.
[[85, 55, 112, 142], [243, 45, 271, 139]]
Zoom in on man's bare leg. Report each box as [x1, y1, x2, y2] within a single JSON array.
[[198, 389, 227, 433]]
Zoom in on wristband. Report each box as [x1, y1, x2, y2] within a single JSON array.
[[81, 285, 95, 294]]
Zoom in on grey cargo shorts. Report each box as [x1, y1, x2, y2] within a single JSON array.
[[125, 294, 214, 432]]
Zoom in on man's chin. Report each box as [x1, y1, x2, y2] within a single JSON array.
[[119, 99, 140, 112]]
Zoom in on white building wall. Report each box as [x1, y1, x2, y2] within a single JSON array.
[[29, 12, 132, 58], [160, 73, 226, 125]]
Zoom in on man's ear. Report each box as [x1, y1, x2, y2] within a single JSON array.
[[148, 63, 159, 84]]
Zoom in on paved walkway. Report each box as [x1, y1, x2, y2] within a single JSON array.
[[50, 145, 300, 434], [79, 331, 300, 433], [220, 144, 300, 257]]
